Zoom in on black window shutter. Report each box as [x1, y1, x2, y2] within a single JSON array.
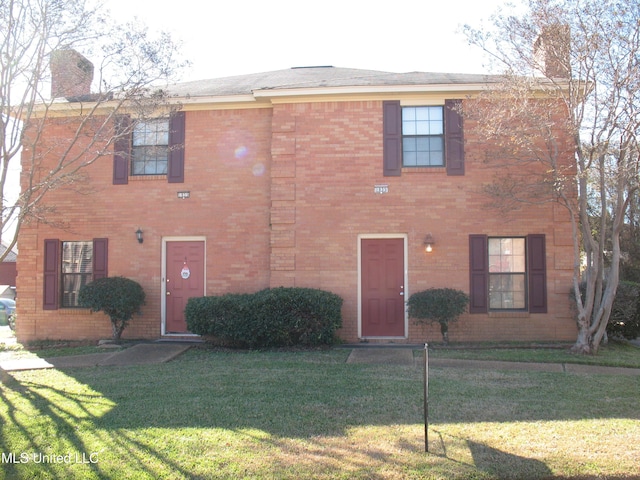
[[43, 239, 60, 310], [92, 238, 108, 280], [168, 111, 185, 183], [445, 99, 465, 176], [113, 115, 130, 185], [383, 101, 402, 176], [469, 234, 488, 313], [527, 234, 547, 313]]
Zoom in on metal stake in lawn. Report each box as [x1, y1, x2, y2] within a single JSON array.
[[424, 342, 429, 453]]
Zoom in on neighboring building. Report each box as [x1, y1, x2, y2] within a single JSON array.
[[0, 244, 17, 300], [16, 51, 576, 343]]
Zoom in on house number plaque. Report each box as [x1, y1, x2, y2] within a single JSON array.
[[374, 184, 389, 194]]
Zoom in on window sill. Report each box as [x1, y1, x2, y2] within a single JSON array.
[[401, 167, 446, 174], [130, 175, 167, 181], [58, 308, 92, 314], [488, 311, 530, 318]]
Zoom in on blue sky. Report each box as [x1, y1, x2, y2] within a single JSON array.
[[105, 0, 509, 81]]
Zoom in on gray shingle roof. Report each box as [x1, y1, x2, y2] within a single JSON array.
[[167, 67, 500, 98]]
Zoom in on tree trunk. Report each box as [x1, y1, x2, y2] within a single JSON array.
[[571, 325, 592, 354], [440, 322, 449, 344], [112, 319, 125, 340]]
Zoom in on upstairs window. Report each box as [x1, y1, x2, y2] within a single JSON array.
[[402, 106, 444, 167], [113, 112, 185, 184], [383, 100, 464, 176], [131, 119, 169, 175]]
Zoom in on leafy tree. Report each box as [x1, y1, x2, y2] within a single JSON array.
[[407, 288, 469, 343], [78, 276, 145, 340], [1, 0, 187, 258], [463, 0, 640, 353]]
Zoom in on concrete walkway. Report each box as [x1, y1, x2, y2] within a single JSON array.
[[0, 343, 192, 372], [345, 347, 640, 375], [0, 330, 638, 375]]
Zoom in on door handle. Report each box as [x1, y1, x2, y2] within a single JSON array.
[[166, 291, 171, 296]]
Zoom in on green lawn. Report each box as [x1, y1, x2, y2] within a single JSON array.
[[0, 346, 638, 479], [429, 339, 640, 368]]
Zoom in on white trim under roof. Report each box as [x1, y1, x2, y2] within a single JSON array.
[[251, 83, 491, 99]]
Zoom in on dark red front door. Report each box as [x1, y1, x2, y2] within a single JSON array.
[[165, 241, 205, 333], [361, 238, 405, 337]]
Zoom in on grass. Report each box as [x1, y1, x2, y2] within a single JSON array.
[[0, 346, 639, 479], [428, 339, 640, 368]]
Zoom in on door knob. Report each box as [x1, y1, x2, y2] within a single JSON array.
[[166, 291, 171, 296]]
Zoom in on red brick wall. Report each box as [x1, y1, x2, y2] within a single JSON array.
[[17, 97, 577, 344], [268, 100, 576, 343], [17, 108, 273, 342]]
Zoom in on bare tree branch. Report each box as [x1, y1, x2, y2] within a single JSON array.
[[0, 0, 189, 262], [464, 0, 640, 353]]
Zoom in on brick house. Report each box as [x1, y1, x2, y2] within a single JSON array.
[[16, 53, 576, 344]]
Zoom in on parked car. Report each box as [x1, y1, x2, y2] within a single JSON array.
[[0, 298, 16, 329]]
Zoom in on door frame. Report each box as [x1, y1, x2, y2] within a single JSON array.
[[161, 236, 206, 336], [357, 234, 409, 339]]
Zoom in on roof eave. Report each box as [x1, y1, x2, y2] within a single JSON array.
[[251, 83, 492, 99]]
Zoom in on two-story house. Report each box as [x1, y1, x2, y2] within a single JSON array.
[[16, 51, 576, 344]]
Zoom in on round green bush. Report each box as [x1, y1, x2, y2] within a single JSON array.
[[407, 288, 469, 343], [78, 276, 145, 340]]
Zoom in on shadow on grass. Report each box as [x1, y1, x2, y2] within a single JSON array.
[[1, 348, 639, 478], [426, 430, 553, 479], [50, 350, 640, 435], [467, 439, 552, 479]]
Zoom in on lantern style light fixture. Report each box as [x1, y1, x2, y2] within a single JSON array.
[[423, 233, 435, 253], [136, 228, 144, 244]]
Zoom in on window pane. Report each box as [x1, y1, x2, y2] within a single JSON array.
[[402, 107, 444, 135], [62, 241, 93, 308], [429, 137, 444, 154], [512, 238, 525, 255], [429, 118, 443, 135], [404, 152, 417, 166], [429, 150, 444, 166], [62, 242, 93, 273], [132, 145, 168, 175], [488, 237, 525, 273], [489, 273, 526, 309], [62, 274, 93, 307], [132, 119, 169, 176], [402, 106, 445, 167]]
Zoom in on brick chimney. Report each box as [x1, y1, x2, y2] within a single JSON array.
[[534, 24, 571, 78], [50, 49, 94, 99]]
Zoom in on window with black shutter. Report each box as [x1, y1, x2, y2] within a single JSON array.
[[113, 111, 185, 184], [383, 99, 464, 176], [468, 234, 547, 313], [42, 238, 109, 309]]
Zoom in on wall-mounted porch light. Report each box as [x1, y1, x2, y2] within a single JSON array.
[[423, 233, 435, 253], [136, 228, 144, 244]]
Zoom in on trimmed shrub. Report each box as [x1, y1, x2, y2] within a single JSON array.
[[407, 288, 469, 343], [608, 281, 640, 340], [186, 287, 343, 348], [78, 276, 145, 340], [571, 280, 640, 340]]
